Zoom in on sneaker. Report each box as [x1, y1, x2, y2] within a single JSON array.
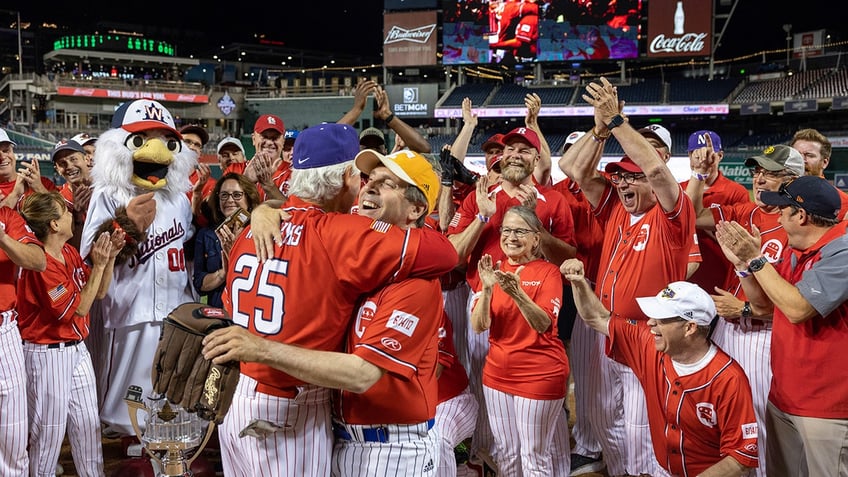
[[570, 453, 605, 476], [454, 441, 470, 465]]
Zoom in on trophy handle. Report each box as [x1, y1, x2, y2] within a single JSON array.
[[124, 385, 166, 469], [184, 421, 217, 468]]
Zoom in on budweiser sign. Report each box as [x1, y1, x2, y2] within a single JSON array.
[[384, 24, 436, 44], [649, 33, 707, 54]]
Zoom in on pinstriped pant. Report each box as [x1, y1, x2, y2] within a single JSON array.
[[569, 315, 603, 459], [332, 422, 440, 476], [24, 341, 103, 477], [0, 318, 28, 476], [435, 387, 478, 477], [220, 375, 333, 477], [483, 385, 564, 477]]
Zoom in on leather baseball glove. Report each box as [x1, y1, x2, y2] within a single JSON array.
[[152, 302, 240, 424]]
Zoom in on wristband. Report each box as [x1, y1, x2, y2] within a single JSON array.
[[385, 113, 396, 124], [691, 171, 709, 181], [476, 214, 490, 223], [734, 269, 751, 278]]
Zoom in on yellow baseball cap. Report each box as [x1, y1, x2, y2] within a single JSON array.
[[355, 149, 440, 214]]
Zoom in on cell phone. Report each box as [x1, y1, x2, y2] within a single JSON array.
[[216, 208, 250, 233]]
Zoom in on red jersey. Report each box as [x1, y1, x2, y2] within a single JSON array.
[[684, 174, 751, 293], [337, 278, 442, 425], [221, 161, 290, 201], [709, 203, 786, 296], [223, 196, 458, 393], [608, 319, 759, 475], [448, 183, 575, 291], [17, 243, 91, 343], [482, 259, 569, 400], [770, 221, 848, 419], [0, 206, 40, 313], [552, 178, 604, 281], [594, 185, 695, 321], [437, 312, 469, 403], [0, 177, 56, 211]]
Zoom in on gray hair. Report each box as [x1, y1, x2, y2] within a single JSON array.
[[288, 161, 358, 203]]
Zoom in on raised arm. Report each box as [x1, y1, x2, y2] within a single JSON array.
[[524, 93, 551, 186], [685, 133, 721, 230], [374, 86, 431, 153], [338, 80, 377, 126], [560, 258, 610, 336]]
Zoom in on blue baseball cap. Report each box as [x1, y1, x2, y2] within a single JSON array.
[[688, 130, 722, 152], [292, 123, 360, 170], [760, 175, 842, 220], [112, 99, 181, 138], [284, 130, 299, 141]]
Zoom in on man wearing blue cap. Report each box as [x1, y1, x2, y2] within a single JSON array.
[[199, 123, 458, 477], [715, 175, 848, 477]]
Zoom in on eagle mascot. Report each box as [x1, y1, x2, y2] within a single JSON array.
[[80, 99, 199, 437]]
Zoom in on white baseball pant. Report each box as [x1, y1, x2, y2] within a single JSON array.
[[219, 375, 332, 477], [569, 314, 603, 459], [442, 282, 472, 373], [712, 318, 772, 477], [332, 420, 440, 476], [24, 341, 103, 477], [466, 290, 494, 461], [435, 386, 478, 477], [483, 385, 564, 477], [0, 316, 29, 476], [550, 406, 572, 476]]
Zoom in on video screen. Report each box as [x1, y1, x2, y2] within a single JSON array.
[[442, 0, 641, 65]]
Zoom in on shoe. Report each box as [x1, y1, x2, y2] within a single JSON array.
[[454, 441, 470, 465], [570, 453, 605, 476]]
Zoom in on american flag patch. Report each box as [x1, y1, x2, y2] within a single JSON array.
[[48, 284, 68, 302], [370, 220, 391, 233]]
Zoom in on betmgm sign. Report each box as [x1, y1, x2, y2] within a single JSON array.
[[385, 84, 439, 119]]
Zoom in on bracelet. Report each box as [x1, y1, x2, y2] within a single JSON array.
[[476, 214, 490, 223], [735, 269, 751, 278], [591, 127, 610, 142], [385, 113, 396, 124], [691, 171, 709, 181]]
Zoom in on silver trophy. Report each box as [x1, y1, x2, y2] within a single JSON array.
[[124, 385, 216, 477]]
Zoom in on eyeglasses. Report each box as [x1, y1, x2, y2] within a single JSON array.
[[777, 181, 803, 208], [219, 191, 244, 201], [609, 172, 647, 185], [751, 166, 793, 180], [184, 139, 203, 149], [500, 227, 536, 238]]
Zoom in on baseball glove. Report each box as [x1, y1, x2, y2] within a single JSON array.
[[152, 302, 240, 424]]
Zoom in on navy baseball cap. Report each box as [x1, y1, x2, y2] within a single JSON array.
[[759, 176, 842, 220], [112, 99, 181, 138], [51, 139, 86, 162], [688, 130, 722, 152], [292, 123, 360, 170], [284, 130, 299, 142]]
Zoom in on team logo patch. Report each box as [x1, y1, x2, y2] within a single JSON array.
[[633, 224, 650, 252], [386, 310, 419, 337], [381, 337, 402, 351], [696, 402, 717, 428], [355, 301, 377, 338], [741, 422, 758, 439]]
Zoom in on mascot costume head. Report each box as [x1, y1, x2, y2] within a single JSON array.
[[89, 99, 198, 262]]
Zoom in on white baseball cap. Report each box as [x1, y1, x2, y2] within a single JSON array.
[[70, 133, 97, 147], [217, 137, 245, 155], [636, 281, 716, 326], [639, 124, 672, 150], [0, 129, 17, 146]]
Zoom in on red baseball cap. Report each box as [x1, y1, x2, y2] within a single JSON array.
[[604, 156, 643, 174], [501, 127, 541, 151], [487, 154, 503, 171], [254, 114, 285, 134], [481, 133, 505, 152]]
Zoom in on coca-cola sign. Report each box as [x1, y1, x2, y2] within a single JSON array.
[[647, 0, 712, 58], [384, 11, 438, 67]]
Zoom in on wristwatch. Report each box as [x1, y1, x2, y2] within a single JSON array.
[[748, 256, 769, 273], [607, 114, 625, 130], [741, 301, 753, 318]]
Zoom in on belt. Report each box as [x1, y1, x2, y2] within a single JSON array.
[[726, 317, 766, 327], [255, 383, 299, 399], [333, 418, 435, 443], [24, 339, 82, 349], [1, 309, 15, 326]]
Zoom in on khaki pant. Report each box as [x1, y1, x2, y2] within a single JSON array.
[[766, 401, 848, 477]]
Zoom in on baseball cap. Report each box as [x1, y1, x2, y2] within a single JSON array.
[[355, 149, 440, 214], [0, 129, 17, 146], [217, 137, 245, 155], [636, 281, 717, 326], [759, 175, 842, 220], [284, 130, 299, 142], [744, 145, 804, 176], [70, 133, 97, 147], [481, 133, 505, 152], [563, 131, 586, 153], [254, 114, 285, 135], [111, 99, 181, 138], [501, 127, 541, 151], [487, 154, 503, 171], [179, 124, 209, 145], [292, 123, 360, 170], [639, 124, 672, 150], [687, 130, 722, 152], [604, 156, 643, 174], [359, 127, 386, 145], [51, 139, 86, 162]]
